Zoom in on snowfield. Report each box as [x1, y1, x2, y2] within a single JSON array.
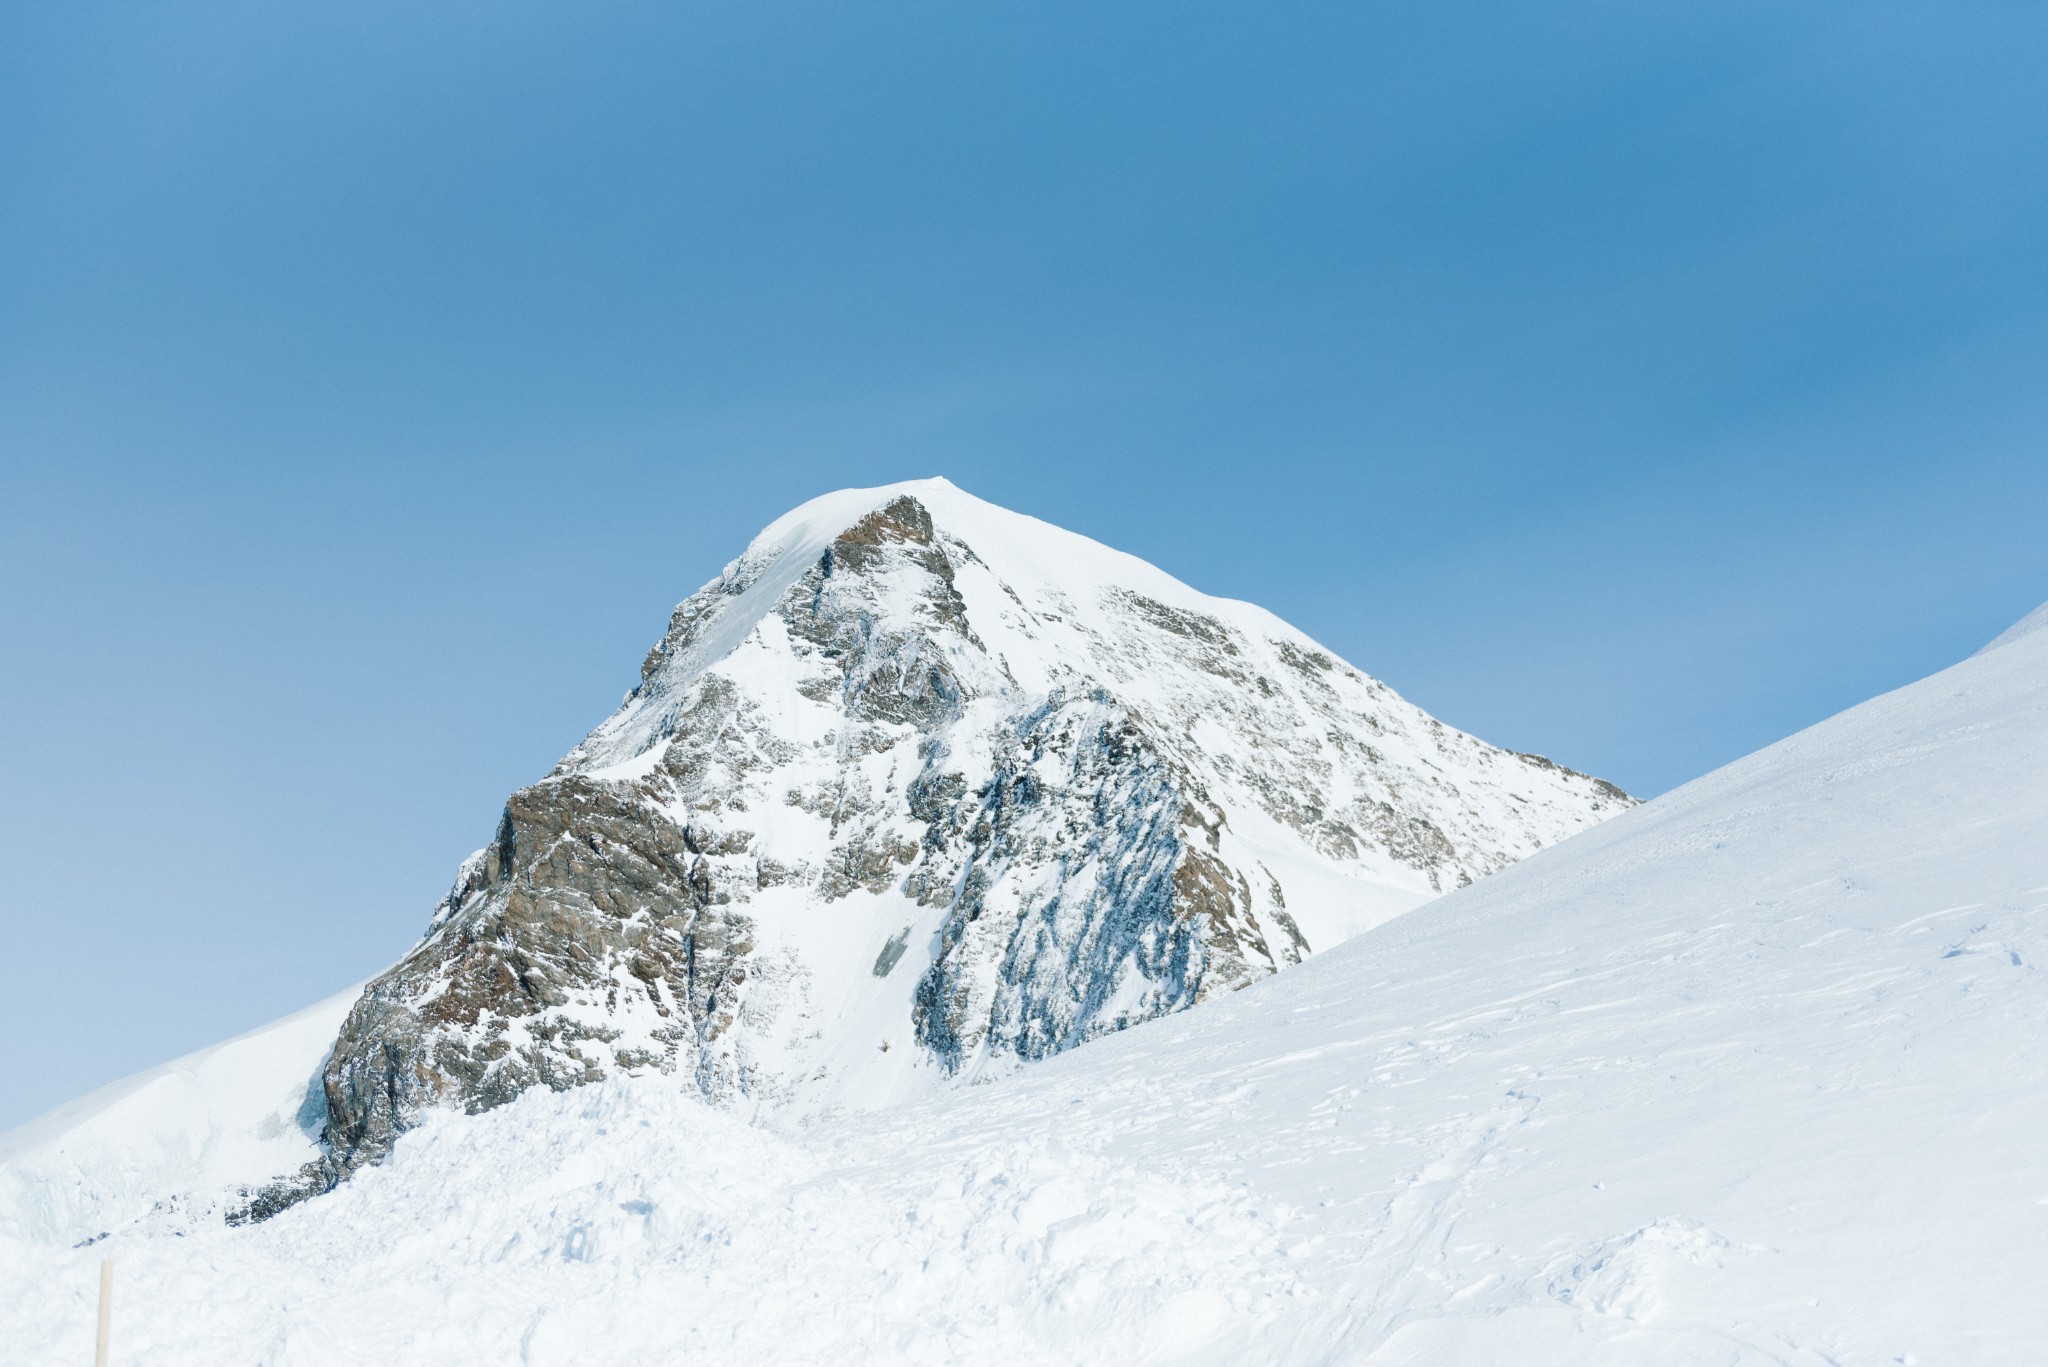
[[7, 602, 2048, 1364]]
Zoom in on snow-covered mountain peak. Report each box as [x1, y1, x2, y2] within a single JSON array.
[[4, 480, 1633, 1233], [565, 476, 1338, 776], [734, 475, 1206, 610]]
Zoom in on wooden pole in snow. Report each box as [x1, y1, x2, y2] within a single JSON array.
[[94, 1259, 112, 1367]]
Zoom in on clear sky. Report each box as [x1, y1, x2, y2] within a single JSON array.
[[3, 0, 2045, 1129]]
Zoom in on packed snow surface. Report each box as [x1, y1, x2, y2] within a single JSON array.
[[7, 594, 2046, 1363]]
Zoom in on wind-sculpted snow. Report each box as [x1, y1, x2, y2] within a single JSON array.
[[7, 600, 2046, 1364], [7, 478, 1631, 1234]]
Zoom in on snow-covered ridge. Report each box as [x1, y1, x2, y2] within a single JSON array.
[[1976, 597, 2048, 655], [0, 989, 355, 1244], [2, 478, 1631, 1240]]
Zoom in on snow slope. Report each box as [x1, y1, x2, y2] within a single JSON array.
[[4, 602, 2043, 1362], [0, 989, 354, 1244], [1978, 598, 2048, 654]]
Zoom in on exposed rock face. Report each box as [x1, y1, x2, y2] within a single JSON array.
[[239, 479, 1632, 1217]]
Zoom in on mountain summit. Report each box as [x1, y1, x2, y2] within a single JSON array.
[[258, 478, 1628, 1208], [11, 480, 1636, 1231]]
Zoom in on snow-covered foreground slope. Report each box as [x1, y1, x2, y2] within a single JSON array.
[[6, 613, 2045, 1363]]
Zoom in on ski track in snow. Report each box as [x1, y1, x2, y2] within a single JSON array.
[[7, 600, 2048, 1362]]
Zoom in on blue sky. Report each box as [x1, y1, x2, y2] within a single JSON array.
[[3, 0, 2045, 1127]]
